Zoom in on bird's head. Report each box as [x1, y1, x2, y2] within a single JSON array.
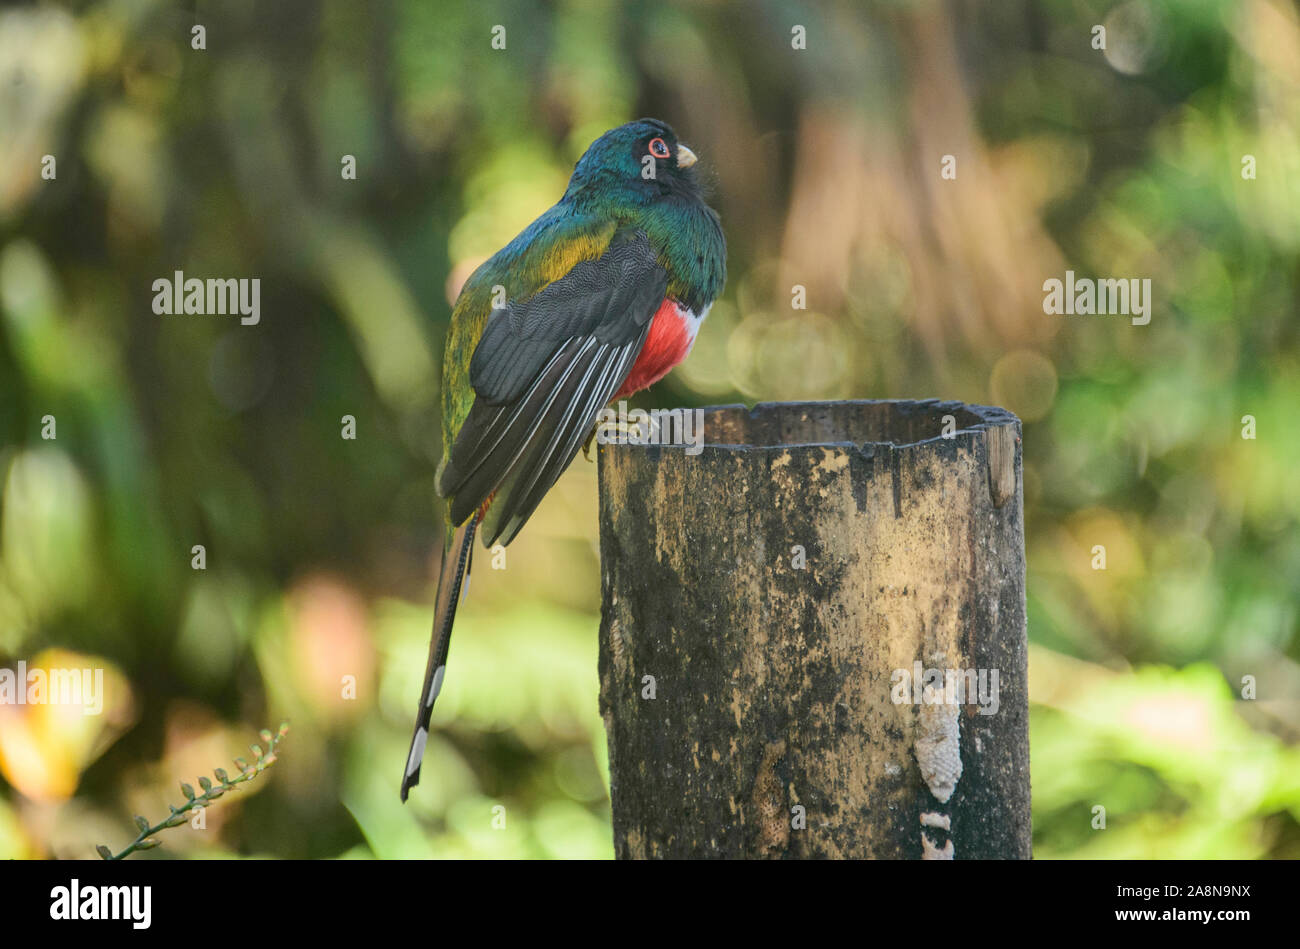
[[563, 118, 703, 207]]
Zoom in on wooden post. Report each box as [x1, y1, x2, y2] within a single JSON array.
[[596, 399, 1029, 859]]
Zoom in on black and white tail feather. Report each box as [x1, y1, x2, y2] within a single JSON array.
[[400, 515, 477, 801]]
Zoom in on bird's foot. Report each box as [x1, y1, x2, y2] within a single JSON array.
[[582, 418, 652, 460]]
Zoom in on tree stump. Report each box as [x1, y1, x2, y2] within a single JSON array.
[[596, 399, 1029, 859]]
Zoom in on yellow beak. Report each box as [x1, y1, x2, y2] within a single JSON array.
[[676, 144, 698, 168]]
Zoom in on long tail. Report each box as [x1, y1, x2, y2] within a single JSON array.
[[400, 514, 477, 801]]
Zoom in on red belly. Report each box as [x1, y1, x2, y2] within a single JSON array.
[[613, 299, 693, 400]]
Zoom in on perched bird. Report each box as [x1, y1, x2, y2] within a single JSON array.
[[401, 119, 727, 800]]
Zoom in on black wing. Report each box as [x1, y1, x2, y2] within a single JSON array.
[[439, 229, 667, 546]]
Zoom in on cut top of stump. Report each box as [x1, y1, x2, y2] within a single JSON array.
[[692, 400, 1020, 509], [700, 399, 1017, 452]]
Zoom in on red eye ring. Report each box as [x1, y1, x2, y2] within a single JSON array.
[[648, 137, 671, 159]]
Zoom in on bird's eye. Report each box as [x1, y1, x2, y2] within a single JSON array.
[[648, 137, 671, 159]]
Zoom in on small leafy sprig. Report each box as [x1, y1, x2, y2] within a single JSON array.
[[97, 722, 289, 860]]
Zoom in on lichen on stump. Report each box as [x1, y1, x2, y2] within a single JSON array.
[[596, 399, 1029, 859]]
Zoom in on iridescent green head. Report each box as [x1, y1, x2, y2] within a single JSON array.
[[563, 118, 703, 208]]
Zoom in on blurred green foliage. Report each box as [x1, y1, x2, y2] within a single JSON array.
[[0, 0, 1297, 858]]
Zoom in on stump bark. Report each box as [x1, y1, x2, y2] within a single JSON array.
[[596, 399, 1029, 859]]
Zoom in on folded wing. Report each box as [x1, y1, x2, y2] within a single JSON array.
[[439, 229, 667, 546]]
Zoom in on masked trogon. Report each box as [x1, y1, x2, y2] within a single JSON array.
[[401, 119, 726, 800]]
